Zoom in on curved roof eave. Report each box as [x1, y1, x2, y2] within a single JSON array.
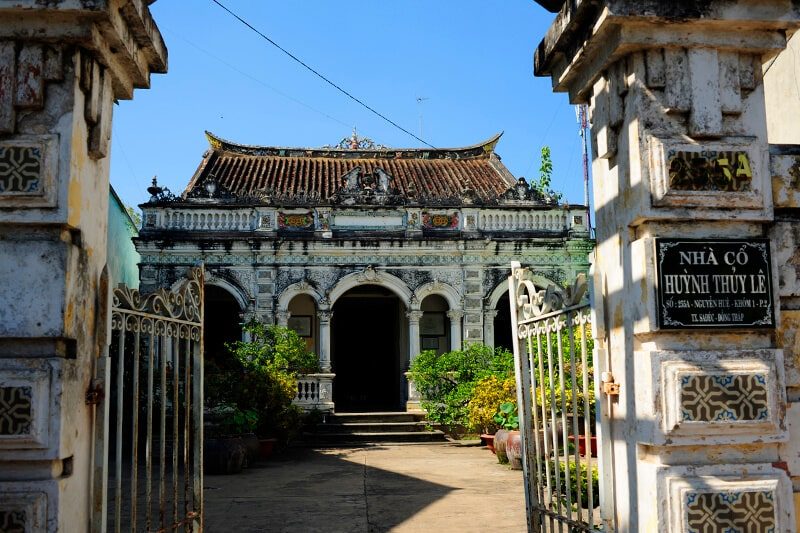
[[203, 130, 504, 159]]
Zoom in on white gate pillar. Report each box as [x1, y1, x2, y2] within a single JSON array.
[[317, 310, 333, 372], [534, 1, 800, 531], [0, 3, 166, 531]]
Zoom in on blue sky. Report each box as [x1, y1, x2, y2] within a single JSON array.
[[110, 1, 588, 209]]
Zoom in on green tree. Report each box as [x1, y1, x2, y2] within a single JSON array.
[[125, 205, 142, 228], [530, 145, 562, 202]]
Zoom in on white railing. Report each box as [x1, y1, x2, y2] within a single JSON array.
[[148, 208, 259, 231], [293, 373, 335, 412], [142, 206, 589, 234], [478, 209, 577, 232]]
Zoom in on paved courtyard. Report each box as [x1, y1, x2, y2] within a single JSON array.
[[204, 443, 526, 532]]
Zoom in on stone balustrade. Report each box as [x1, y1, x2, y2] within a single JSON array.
[[146, 208, 259, 231], [293, 373, 335, 412], [477, 209, 583, 232], [142, 205, 589, 234]]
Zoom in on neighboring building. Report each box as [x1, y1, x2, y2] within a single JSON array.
[[135, 131, 593, 412], [108, 185, 141, 289]]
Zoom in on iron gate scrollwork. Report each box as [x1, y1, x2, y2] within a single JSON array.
[[93, 267, 204, 532], [509, 261, 606, 532]]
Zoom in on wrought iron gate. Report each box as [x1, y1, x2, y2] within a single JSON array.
[[92, 267, 204, 532], [509, 262, 608, 532]]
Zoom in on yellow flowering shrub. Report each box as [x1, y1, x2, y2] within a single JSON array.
[[467, 375, 517, 433]]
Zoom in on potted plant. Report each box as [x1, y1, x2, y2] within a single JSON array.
[[493, 402, 520, 467], [466, 375, 516, 453]]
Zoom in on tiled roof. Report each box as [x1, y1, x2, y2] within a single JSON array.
[[182, 132, 518, 204]]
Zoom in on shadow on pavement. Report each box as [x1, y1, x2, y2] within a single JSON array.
[[204, 446, 455, 533]]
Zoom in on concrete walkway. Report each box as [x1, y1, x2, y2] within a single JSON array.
[[204, 443, 526, 532]]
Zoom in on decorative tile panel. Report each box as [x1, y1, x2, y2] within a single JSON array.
[[0, 386, 33, 435], [0, 135, 57, 208], [0, 490, 47, 532], [0, 146, 41, 193], [685, 490, 776, 532], [0, 363, 52, 450], [278, 211, 313, 230], [422, 212, 459, 229], [658, 468, 791, 533], [0, 509, 26, 532], [637, 350, 786, 445], [680, 373, 769, 422]]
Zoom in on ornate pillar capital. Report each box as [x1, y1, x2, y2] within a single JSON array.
[[406, 310, 424, 323], [446, 309, 464, 321], [276, 310, 291, 326], [317, 310, 333, 323]]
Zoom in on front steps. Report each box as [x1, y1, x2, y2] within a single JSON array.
[[297, 411, 448, 446]]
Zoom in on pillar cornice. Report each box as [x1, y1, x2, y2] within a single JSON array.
[[0, 0, 167, 100], [534, 1, 800, 102]]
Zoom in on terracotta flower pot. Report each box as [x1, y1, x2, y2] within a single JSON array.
[[204, 436, 246, 475], [505, 431, 522, 470], [567, 434, 597, 457], [494, 429, 510, 463], [240, 433, 260, 466], [259, 438, 278, 459], [480, 433, 495, 454]]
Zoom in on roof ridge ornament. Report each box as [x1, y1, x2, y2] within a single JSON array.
[[334, 166, 399, 206], [324, 127, 388, 150]]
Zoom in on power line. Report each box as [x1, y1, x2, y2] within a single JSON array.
[[210, 0, 437, 149], [162, 26, 358, 133]]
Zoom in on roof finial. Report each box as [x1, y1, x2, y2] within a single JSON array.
[[350, 127, 359, 149]]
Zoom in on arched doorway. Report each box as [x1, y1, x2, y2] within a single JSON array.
[[494, 291, 513, 352], [287, 293, 318, 355], [332, 285, 407, 412], [420, 295, 450, 354], [204, 284, 243, 371]]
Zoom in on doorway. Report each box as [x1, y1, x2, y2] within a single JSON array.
[[332, 285, 406, 412], [494, 291, 513, 352]]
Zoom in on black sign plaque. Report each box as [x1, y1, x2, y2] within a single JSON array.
[[655, 238, 774, 329]]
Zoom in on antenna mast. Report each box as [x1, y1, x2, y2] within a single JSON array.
[[578, 104, 592, 233], [416, 96, 429, 144]]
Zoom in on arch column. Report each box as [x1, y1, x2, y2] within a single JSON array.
[[483, 309, 499, 349], [406, 310, 423, 363], [447, 309, 464, 351], [276, 310, 290, 327], [405, 310, 424, 411], [317, 309, 333, 372]]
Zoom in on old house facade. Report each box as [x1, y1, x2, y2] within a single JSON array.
[[136, 131, 592, 412]]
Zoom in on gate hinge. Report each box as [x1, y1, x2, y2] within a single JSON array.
[[85, 380, 104, 406], [601, 371, 620, 396]]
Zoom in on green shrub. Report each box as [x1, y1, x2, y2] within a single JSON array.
[[409, 343, 514, 429], [206, 321, 319, 443], [548, 458, 599, 510]]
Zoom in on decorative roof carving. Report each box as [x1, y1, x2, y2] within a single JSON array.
[[323, 128, 388, 150], [501, 177, 559, 205], [333, 166, 402, 206]]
